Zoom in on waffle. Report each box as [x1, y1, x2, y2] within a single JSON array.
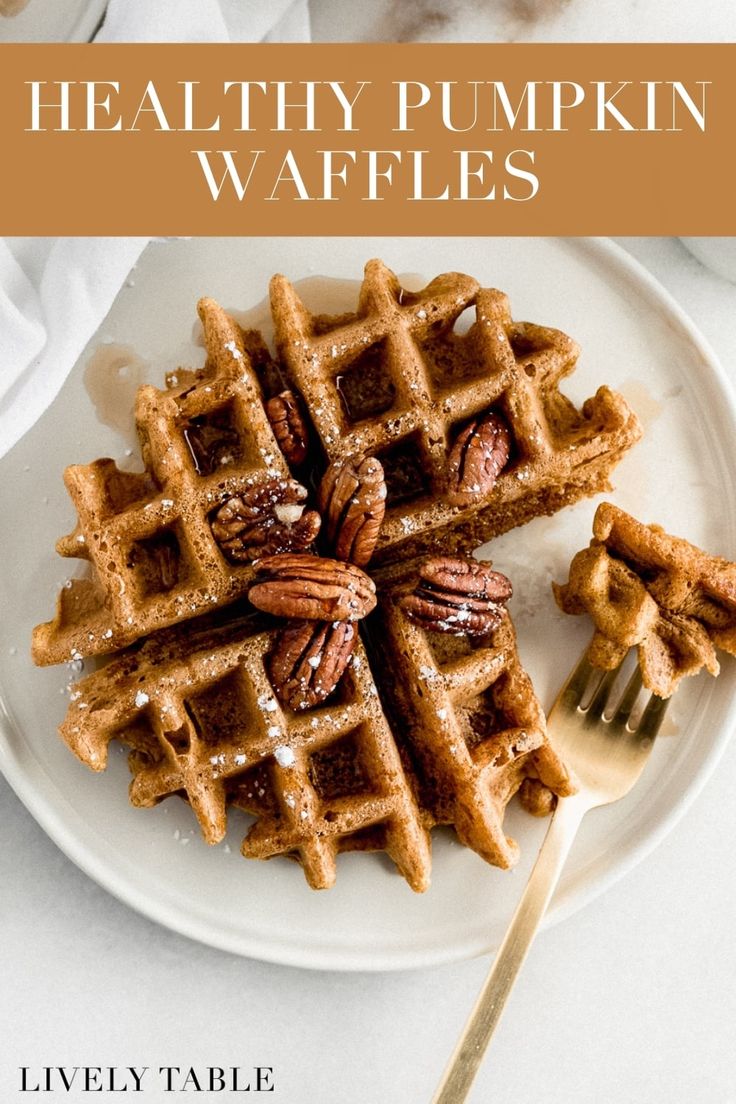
[[372, 585, 575, 868], [59, 610, 432, 891], [270, 259, 641, 572], [553, 503, 736, 697], [32, 299, 317, 667]]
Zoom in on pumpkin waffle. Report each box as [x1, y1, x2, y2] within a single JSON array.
[[553, 503, 736, 697], [33, 299, 318, 667], [59, 610, 432, 892], [372, 585, 575, 869], [270, 259, 642, 572]]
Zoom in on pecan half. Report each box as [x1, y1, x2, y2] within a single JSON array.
[[446, 411, 511, 507], [266, 390, 310, 466], [318, 455, 387, 567], [210, 479, 320, 563], [400, 556, 512, 636], [249, 553, 377, 621], [268, 619, 356, 711]]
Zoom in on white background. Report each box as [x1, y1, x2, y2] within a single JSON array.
[[1, 237, 735, 1104]]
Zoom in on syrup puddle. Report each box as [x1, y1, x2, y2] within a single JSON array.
[[83, 342, 148, 454], [619, 378, 669, 432]]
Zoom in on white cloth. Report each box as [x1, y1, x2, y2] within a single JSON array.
[[96, 0, 310, 44], [0, 0, 310, 459]]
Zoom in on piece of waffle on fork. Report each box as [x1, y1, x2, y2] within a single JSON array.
[[554, 503, 736, 697]]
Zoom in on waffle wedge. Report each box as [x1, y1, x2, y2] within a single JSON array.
[[59, 610, 432, 892], [33, 299, 318, 666], [373, 582, 575, 868], [270, 259, 641, 571]]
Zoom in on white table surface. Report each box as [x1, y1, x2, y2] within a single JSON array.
[[1, 236, 735, 1104]]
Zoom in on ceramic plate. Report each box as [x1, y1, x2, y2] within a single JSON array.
[[0, 0, 107, 42], [1, 237, 735, 970]]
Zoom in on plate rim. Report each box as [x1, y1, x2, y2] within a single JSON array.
[[1, 235, 735, 972]]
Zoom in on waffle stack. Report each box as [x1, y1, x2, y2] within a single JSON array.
[[38, 263, 643, 890], [33, 299, 318, 666], [270, 259, 641, 571], [554, 503, 736, 697]]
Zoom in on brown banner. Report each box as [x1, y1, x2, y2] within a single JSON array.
[[0, 43, 733, 234]]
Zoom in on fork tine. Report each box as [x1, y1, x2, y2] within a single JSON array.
[[611, 665, 644, 729], [636, 692, 669, 740], [584, 665, 622, 720], [556, 651, 596, 710]]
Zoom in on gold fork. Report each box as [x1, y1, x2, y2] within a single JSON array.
[[432, 651, 669, 1104]]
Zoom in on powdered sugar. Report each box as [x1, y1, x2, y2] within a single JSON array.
[[273, 745, 295, 768]]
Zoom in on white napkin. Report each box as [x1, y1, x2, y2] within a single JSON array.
[[0, 0, 311, 459], [97, 0, 311, 45]]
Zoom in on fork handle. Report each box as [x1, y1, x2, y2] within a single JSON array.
[[431, 793, 590, 1104]]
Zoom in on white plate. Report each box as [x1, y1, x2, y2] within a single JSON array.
[[1, 237, 735, 971], [0, 0, 107, 42]]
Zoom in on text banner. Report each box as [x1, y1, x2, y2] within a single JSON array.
[[0, 43, 733, 234]]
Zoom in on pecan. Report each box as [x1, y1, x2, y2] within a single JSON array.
[[249, 553, 377, 621], [400, 556, 512, 636], [268, 619, 356, 711], [446, 411, 511, 507], [266, 390, 310, 466], [318, 455, 387, 567], [210, 479, 320, 563]]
